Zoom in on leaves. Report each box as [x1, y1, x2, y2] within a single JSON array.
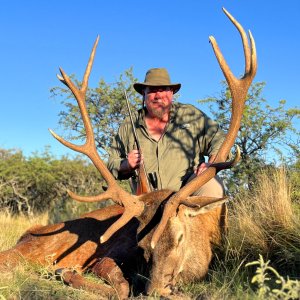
[[51, 67, 141, 157], [247, 255, 300, 299], [0, 148, 106, 216], [198, 81, 300, 194]]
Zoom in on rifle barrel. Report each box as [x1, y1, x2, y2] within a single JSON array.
[[124, 91, 141, 150]]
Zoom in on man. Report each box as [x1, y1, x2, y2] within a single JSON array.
[[107, 68, 225, 197]]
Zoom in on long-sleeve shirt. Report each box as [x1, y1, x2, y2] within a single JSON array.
[[107, 102, 225, 191]]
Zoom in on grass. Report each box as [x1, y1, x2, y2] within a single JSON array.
[[227, 168, 300, 276], [0, 261, 107, 300], [0, 167, 299, 299], [0, 212, 105, 300], [0, 211, 48, 252]]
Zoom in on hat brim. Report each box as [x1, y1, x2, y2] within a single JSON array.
[[133, 83, 181, 95]]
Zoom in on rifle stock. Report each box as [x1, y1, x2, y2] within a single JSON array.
[[136, 157, 152, 195]]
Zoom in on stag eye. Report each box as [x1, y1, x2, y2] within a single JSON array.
[[177, 233, 183, 245]]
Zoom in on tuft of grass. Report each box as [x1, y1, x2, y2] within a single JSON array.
[[226, 167, 300, 274]]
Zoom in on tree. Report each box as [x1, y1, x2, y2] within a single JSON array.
[[50, 67, 141, 157], [198, 81, 300, 194], [0, 148, 112, 221]]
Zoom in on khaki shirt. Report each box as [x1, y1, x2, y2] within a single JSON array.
[[107, 102, 225, 191]]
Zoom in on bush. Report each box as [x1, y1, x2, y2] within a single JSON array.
[[247, 255, 300, 299], [0, 148, 109, 221]]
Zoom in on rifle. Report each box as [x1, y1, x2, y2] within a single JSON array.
[[124, 91, 157, 194]]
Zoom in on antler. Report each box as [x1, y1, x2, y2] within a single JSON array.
[[49, 36, 144, 243], [150, 7, 257, 249]]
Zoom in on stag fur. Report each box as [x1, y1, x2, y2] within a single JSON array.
[[0, 190, 226, 298]]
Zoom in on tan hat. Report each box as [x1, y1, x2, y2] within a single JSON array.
[[133, 68, 181, 95]]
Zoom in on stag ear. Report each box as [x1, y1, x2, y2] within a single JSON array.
[[182, 197, 228, 217]]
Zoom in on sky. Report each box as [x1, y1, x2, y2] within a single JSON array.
[[0, 0, 299, 158]]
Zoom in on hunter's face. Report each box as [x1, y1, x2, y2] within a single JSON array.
[[144, 86, 173, 119]]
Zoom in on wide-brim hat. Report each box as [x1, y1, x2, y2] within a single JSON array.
[[133, 68, 181, 95]]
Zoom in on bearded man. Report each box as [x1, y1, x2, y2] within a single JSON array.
[[107, 68, 225, 197]]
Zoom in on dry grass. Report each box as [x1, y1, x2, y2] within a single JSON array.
[[227, 168, 300, 258], [0, 167, 299, 299], [0, 210, 49, 252]]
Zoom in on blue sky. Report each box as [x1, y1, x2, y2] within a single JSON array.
[[0, 0, 299, 157]]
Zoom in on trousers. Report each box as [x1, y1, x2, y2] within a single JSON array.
[[186, 174, 225, 198]]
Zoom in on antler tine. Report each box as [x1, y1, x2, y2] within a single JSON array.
[[82, 35, 100, 93], [50, 37, 145, 238], [67, 189, 113, 202], [209, 8, 257, 162], [249, 30, 257, 77], [222, 8, 251, 74], [210, 145, 241, 169], [150, 8, 257, 249], [100, 209, 138, 243]]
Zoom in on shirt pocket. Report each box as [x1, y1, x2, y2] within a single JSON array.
[[175, 124, 196, 158], [164, 125, 195, 167]]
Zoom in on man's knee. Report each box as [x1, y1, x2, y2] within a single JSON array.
[[188, 174, 225, 197]]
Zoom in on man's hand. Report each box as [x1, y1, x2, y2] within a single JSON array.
[[194, 162, 211, 175], [194, 155, 216, 176], [118, 150, 144, 177], [126, 149, 144, 170]]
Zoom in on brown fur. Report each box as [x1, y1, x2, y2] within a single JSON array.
[[0, 190, 225, 298], [143, 202, 226, 296]]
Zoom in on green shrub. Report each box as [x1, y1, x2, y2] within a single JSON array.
[[247, 255, 300, 299], [0, 148, 113, 221]]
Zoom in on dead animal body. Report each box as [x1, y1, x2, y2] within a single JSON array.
[[0, 8, 256, 299], [0, 190, 226, 298]]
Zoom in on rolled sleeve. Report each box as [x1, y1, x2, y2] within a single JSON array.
[[107, 117, 136, 179], [107, 133, 126, 179]]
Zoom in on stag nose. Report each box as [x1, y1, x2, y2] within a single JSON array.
[[146, 285, 173, 298], [146, 276, 174, 297]]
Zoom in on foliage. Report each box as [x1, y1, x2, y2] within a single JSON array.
[[0, 148, 110, 221], [247, 255, 300, 299], [198, 81, 300, 194], [50, 67, 141, 157]]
